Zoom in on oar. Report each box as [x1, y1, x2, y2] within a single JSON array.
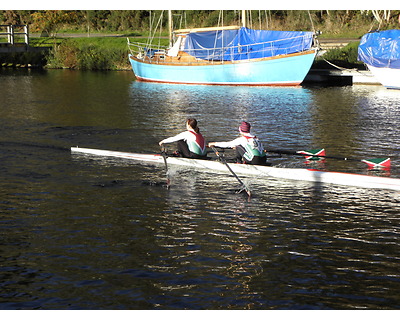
[[266, 148, 391, 168], [160, 147, 170, 189], [211, 147, 251, 197], [296, 149, 391, 168], [266, 148, 326, 159]]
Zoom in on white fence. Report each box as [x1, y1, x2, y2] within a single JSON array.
[[0, 25, 29, 45]]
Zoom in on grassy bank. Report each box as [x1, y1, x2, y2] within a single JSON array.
[[46, 36, 364, 71], [45, 37, 132, 70], [37, 35, 170, 70], [1, 36, 139, 70], [1, 34, 363, 71]]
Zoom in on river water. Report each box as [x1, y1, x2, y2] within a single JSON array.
[[0, 69, 399, 310]]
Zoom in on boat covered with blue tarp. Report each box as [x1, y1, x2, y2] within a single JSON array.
[[358, 29, 400, 89], [358, 29, 400, 69], [184, 27, 314, 61]]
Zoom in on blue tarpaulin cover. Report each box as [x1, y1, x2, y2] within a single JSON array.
[[183, 27, 314, 61], [358, 29, 400, 69]]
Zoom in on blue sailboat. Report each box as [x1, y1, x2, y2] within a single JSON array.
[[128, 11, 317, 86]]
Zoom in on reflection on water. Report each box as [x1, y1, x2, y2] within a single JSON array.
[[1, 69, 400, 309], [129, 81, 316, 163]]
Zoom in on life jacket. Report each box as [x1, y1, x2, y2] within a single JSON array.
[[242, 135, 266, 161], [187, 130, 206, 156]]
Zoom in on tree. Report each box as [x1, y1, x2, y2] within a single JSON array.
[[31, 10, 78, 37], [1, 10, 33, 25]]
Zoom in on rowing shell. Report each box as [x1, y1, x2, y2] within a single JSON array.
[[71, 147, 400, 191]]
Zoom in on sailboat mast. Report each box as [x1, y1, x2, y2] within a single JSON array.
[[168, 10, 173, 47], [242, 10, 246, 28]]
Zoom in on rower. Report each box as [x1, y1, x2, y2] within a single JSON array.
[[208, 121, 267, 165], [159, 118, 208, 159]]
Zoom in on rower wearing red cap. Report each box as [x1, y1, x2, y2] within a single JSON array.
[[159, 118, 207, 159], [208, 121, 267, 165]]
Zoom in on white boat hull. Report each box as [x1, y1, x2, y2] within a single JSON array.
[[367, 65, 400, 89], [71, 147, 400, 191]]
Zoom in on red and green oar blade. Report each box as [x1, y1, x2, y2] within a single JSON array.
[[266, 148, 391, 168], [297, 148, 326, 160], [300, 149, 391, 168], [361, 157, 391, 168]]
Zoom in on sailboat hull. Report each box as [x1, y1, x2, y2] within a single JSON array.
[[129, 50, 316, 86], [366, 65, 400, 89]]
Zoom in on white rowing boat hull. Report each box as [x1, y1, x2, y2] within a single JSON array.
[[71, 147, 400, 191]]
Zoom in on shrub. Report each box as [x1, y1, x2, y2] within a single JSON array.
[[45, 38, 131, 70], [315, 41, 364, 69]]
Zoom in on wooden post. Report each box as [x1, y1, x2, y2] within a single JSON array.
[[24, 24, 29, 45], [8, 25, 14, 44], [168, 10, 173, 47]]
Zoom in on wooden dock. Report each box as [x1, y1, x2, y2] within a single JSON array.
[[304, 69, 380, 86], [305, 38, 380, 86], [318, 38, 359, 50], [0, 24, 49, 53]]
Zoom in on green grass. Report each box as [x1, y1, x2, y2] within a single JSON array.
[[31, 35, 169, 49], [30, 37, 61, 47], [14, 32, 366, 71], [71, 37, 129, 50]]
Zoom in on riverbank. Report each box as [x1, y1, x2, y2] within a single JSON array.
[[0, 34, 363, 72]]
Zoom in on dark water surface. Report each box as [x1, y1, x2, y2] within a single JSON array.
[[1, 69, 400, 309]]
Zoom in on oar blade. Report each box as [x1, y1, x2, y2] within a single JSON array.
[[236, 185, 252, 198], [361, 157, 391, 168], [212, 147, 252, 198], [297, 148, 326, 160], [161, 147, 171, 188], [269, 146, 390, 169]]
